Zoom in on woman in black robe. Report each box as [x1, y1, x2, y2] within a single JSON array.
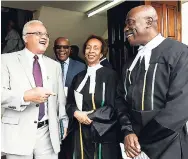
[[66, 35, 119, 159]]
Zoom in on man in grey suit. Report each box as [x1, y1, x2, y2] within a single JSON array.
[[1, 20, 68, 159], [53, 37, 86, 159]]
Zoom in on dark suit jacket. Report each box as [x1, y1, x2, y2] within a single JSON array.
[[65, 58, 86, 88], [59, 58, 85, 158]]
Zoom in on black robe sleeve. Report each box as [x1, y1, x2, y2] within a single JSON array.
[[115, 63, 135, 138], [88, 70, 119, 136], [66, 75, 79, 118]]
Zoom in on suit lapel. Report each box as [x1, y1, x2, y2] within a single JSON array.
[[43, 56, 51, 90], [43, 56, 58, 117], [17, 50, 36, 88]]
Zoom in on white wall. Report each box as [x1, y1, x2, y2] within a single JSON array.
[[182, 2, 188, 45], [36, 6, 107, 59]]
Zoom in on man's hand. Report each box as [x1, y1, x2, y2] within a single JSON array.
[[74, 110, 93, 125], [124, 133, 141, 158], [23, 87, 56, 103]]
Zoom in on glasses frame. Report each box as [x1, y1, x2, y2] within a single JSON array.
[[24, 32, 50, 38]]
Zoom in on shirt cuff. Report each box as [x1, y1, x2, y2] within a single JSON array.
[[62, 118, 69, 128], [21, 94, 30, 106]]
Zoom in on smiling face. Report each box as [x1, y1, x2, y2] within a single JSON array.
[[85, 38, 103, 66], [54, 38, 70, 62], [124, 10, 148, 46], [24, 22, 49, 54]]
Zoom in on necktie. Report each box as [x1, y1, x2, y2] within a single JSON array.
[[33, 55, 45, 121], [61, 62, 66, 85], [61, 62, 64, 74]]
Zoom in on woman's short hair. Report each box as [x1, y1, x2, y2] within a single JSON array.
[[83, 35, 108, 57]]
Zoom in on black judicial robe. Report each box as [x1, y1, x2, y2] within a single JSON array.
[[66, 66, 119, 159], [116, 38, 188, 159], [100, 58, 112, 69]]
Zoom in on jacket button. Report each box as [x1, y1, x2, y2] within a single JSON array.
[[36, 104, 39, 107], [34, 121, 37, 124]]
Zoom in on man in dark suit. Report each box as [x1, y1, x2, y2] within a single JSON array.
[[54, 37, 86, 89], [53, 37, 86, 159]]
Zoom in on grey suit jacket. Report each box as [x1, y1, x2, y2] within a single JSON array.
[[1, 49, 68, 155]]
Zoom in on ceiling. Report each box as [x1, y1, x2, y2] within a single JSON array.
[[1, 1, 112, 15], [2, 0, 188, 14]]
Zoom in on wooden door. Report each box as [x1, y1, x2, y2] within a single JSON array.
[[145, 1, 181, 41]]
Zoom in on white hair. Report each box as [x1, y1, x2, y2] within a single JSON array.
[[22, 20, 44, 42]]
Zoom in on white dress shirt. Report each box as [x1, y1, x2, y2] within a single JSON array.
[[24, 48, 48, 121]]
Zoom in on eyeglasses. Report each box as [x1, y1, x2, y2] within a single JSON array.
[[54, 45, 70, 50], [24, 32, 50, 38]]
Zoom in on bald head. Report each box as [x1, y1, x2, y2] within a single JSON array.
[[128, 5, 158, 20], [124, 5, 159, 46], [127, 5, 158, 29], [54, 37, 70, 46]]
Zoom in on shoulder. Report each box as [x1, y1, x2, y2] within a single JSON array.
[[43, 55, 57, 63], [11, 29, 19, 35], [70, 59, 86, 69], [100, 58, 112, 68], [154, 38, 188, 63], [71, 59, 85, 66], [98, 66, 117, 77], [1, 51, 21, 62], [7, 29, 20, 39], [72, 70, 87, 85], [160, 38, 188, 55], [157, 39, 188, 69], [75, 69, 86, 77], [97, 67, 118, 84], [43, 56, 61, 67], [168, 38, 187, 49]]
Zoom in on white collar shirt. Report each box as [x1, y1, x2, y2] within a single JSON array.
[[129, 34, 165, 71], [24, 48, 48, 121]]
